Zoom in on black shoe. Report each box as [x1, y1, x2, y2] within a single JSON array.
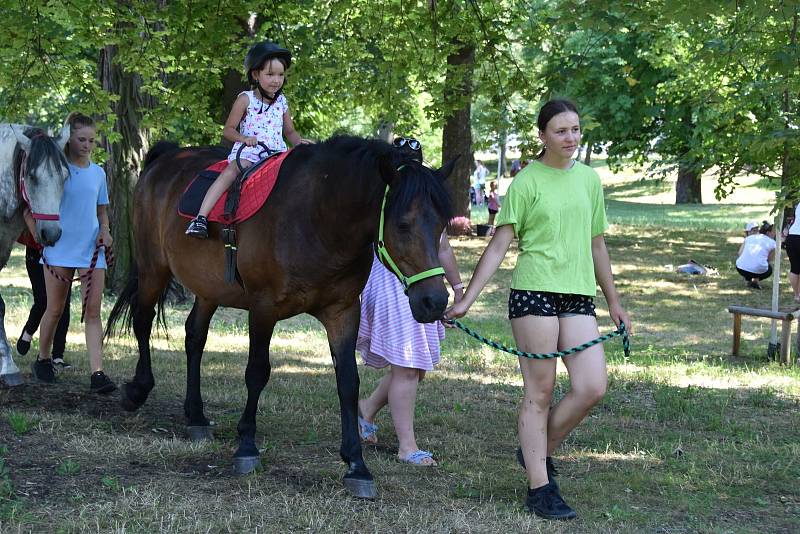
[[186, 215, 209, 239], [90, 371, 117, 394], [516, 447, 558, 483], [525, 482, 577, 520], [16, 332, 31, 355], [748, 280, 762, 289], [52, 357, 72, 370], [31, 358, 56, 383]]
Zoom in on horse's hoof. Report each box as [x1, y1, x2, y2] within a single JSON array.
[[343, 477, 378, 500], [119, 383, 143, 412], [233, 455, 262, 475], [186, 425, 214, 442], [0, 372, 23, 387]]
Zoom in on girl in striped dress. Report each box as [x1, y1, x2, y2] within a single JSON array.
[[356, 137, 463, 466]]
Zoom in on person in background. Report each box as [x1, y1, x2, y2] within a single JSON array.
[[735, 221, 776, 290], [487, 180, 501, 227], [744, 221, 758, 237], [785, 204, 800, 303]]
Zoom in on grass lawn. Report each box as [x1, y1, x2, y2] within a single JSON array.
[[0, 165, 798, 532]]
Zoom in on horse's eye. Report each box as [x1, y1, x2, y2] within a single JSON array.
[[397, 222, 412, 233]]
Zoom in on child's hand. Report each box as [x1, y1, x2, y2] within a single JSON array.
[[298, 138, 314, 144], [243, 136, 258, 147]]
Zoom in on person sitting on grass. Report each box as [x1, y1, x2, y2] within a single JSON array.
[[735, 221, 776, 290]]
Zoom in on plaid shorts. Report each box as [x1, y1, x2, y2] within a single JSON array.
[[508, 290, 596, 319]]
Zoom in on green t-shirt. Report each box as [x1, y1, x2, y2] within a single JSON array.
[[495, 160, 608, 296]]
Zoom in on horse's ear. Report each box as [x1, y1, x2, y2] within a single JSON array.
[[436, 156, 460, 181], [11, 125, 31, 153], [54, 124, 70, 152], [378, 151, 400, 186]]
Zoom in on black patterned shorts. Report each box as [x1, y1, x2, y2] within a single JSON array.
[[508, 290, 596, 319]]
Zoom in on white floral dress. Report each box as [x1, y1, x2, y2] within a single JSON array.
[[227, 91, 288, 163]]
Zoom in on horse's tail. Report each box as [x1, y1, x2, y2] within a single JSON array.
[[104, 262, 168, 339], [143, 140, 181, 170]]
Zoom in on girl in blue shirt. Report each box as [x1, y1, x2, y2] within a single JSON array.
[[32, 113, 116, 394]]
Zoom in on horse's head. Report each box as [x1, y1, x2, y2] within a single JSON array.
[[378, 155, 457, 323], [13, 125, 70, 246]]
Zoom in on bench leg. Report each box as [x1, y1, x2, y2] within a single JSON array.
[[780, 320, 792, 365], [732, 313, 742, 356]]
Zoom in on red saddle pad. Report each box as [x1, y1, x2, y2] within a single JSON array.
[[179, 149, 291, 224]]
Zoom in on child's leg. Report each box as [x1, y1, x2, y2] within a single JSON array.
[[387, 365, 433, 463], [38, 267, 74, 359], [197, 160, 252, 217], [546, 315, 606, 455], [512, 315, 559, 489], [359, 371, 391, 423], [78, 267, 106, 372]]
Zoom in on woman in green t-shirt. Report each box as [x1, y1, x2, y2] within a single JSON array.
[[445, 99, 631, 521]]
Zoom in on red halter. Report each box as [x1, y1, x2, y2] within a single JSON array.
[[18, 149, 61, 221]]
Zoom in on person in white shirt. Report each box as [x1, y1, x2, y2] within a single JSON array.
[[735, 222, 776, 289]]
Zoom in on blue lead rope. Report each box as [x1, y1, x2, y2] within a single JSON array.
[[445, 320, 630, 360]]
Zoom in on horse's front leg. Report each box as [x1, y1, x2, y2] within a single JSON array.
[[233, 303, 275, 474], [0, 294, 23, 386], [184, 297, 218, 441], [121, 271, 169, 411], [316, 300, 376, 499]]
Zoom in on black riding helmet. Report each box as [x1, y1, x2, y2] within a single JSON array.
[[244, 41, 292, 86]]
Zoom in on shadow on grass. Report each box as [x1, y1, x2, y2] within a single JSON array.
[[6, 360, 798, 531]]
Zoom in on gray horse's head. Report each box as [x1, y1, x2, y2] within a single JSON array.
[[12, 125, 70, 246]]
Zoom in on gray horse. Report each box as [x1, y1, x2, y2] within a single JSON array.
[[0, 123, 70, 386]]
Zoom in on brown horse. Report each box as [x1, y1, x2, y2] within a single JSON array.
[[106, 136, 454, 498]]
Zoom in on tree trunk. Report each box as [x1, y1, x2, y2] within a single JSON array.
[[442, 43, 475, 219], [675, 160, 703, 204], [583, 143, 592, 166], [376, 119, 394, 142], [219, 69, 246, 149], [498, 127, 507, 178], [99, 45, 153, 291]]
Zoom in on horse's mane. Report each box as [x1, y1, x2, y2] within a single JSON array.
[[142, 141, 227, 172], [17, 127, 69, 183], [316, 136, 453, 221]]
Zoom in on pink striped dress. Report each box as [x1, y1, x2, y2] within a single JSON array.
[[357, 254, 445, 371]]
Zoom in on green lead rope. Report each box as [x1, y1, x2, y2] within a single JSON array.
[[445, 320, 630, 360]]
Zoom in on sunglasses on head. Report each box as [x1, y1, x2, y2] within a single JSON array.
[[393, 137, 421, 151]]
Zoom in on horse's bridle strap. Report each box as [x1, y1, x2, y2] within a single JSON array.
[[376, 184, 445, 291]]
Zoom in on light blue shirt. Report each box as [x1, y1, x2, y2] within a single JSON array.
[[42, 162, 109, 268]]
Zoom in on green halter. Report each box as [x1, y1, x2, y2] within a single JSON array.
[[375, 184, 445, 292]]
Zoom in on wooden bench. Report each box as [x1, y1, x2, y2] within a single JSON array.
[[727, 305, 800, 365]]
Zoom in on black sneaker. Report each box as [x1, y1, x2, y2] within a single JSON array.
[[516, 448, 558, 484], [52, 357, 72, 370], [186, 215, 209, 239], [90, 371, 117, 394], [525, 482, 577, 520], [31, 358, 56, 383], [16, 331, 31, 356]]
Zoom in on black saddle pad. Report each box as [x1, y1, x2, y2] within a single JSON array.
[[179, 169, 221, 218]]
